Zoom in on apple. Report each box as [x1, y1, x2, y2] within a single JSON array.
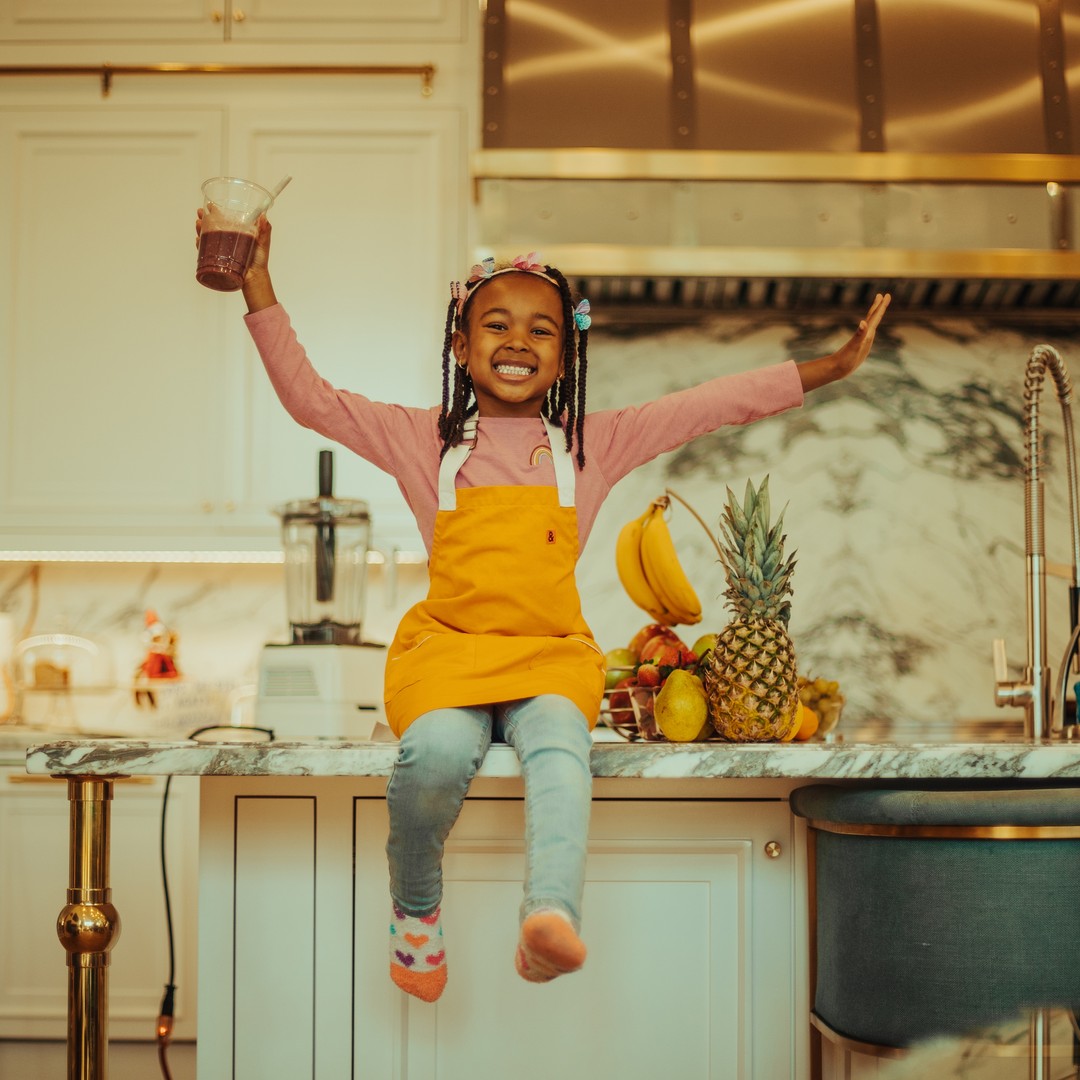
[[640, 638, 697, 671], [607, 676, 636, 728], [690, 632, 718, 663], [638, 629, 687, 661], [604, 647, 638, 691], [643, 639, 680, 668], [627, 623, 680, 658]]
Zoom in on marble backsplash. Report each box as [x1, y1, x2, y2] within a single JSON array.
[[2, 311, 1079, 733]]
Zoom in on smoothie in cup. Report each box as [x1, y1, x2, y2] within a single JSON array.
[[196, 176, 275, 292]]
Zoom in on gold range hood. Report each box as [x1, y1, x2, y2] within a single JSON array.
[[472, 0, 1080, 316], [473, 148, 1080, 316]]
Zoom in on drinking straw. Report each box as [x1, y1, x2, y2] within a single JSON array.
[[270, 175, 293, 200]]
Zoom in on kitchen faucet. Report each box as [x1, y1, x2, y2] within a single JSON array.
[[994, 344, 1080, 739]]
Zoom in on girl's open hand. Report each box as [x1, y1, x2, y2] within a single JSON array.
[[798, 293, 891, 392]]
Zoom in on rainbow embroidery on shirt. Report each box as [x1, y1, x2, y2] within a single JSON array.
[[530, 445, 553, 467]]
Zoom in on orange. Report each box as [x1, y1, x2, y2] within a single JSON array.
[[780, 705, 801, 742], [793, 703, 819, 742]]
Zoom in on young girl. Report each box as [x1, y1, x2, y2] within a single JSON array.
[[197, 210, 890, 1003]]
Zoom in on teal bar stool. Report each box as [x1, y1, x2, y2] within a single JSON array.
[[789, 784, 1080, 1078]]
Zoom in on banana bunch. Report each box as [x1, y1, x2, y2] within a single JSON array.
[[615, 497, 702, 626]]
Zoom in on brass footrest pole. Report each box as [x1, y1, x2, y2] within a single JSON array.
[[57, 777, 121, 1080]]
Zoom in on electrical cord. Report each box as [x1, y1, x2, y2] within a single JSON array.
[[155, 723, 274, 1077], [156, 773, 176, 1080]]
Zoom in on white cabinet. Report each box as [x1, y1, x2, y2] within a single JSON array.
[[0, 107, 230, 548], [0, 0, 464, 43], [197, 776, 806, 1079], [0, 98, 465, 553], [0, 769, 200, 1042]]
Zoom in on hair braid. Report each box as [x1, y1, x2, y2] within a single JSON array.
[[573, 328, 588, 469], [544, 267, 589, 469], [437, 296, 456, 448], [438, 294, 478, 457]]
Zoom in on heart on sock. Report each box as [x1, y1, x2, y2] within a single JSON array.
[[426, 950, 445, 966], [420, 910, 440, 926], [404, 933, 429, 948], [394, 951, 415, 967]]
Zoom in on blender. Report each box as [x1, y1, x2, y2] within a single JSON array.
[[255, 451, 389, 739]]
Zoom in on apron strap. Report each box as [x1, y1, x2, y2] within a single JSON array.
[[436, 415, 576, 510], [543, 416, 576, 508], [437, 417, 477, 511]]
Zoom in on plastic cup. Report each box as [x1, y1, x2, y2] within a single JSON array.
[[196, 176, 275, 292]]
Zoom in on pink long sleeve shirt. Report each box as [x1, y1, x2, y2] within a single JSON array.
[[245, 304, 805, 556]]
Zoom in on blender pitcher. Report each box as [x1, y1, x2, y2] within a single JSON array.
[[276, 451, 371, 645]]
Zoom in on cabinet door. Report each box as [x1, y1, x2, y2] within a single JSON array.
[[229, 0, 464, 42], [198, 780, 359, 1080], [224, 106, 465, 553], [354, 797, 798, 1080], [0, 772, 200, 1041], [0, 0, 221, 42], [0, 107, 229, 549], [0, 0, 463, 42]]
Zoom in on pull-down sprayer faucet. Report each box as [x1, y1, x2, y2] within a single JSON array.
[[994, 344, 1080, 739]]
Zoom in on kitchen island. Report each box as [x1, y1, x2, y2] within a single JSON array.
[[24, 731, 1080, 1080]]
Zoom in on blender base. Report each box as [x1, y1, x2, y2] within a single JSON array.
[[255, 642, 390, 741]]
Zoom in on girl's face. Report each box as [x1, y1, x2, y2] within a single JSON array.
[[452, 273, 565, 417]]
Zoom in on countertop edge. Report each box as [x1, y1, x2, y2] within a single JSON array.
[[21, 738, 1080, 781]]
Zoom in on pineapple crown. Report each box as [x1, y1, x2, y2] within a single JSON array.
[[717, 475, 797, 626]]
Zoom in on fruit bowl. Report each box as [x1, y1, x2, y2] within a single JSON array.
[[600, 684, 640, 740], [814, 694, 845, 738], [629, 686, 663, 741], [601, 684, 663, 741]]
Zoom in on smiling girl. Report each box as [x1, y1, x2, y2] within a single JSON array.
[[198, 210, 889, 1002]]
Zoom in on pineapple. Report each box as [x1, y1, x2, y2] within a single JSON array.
[[704, 476, 800, 742]]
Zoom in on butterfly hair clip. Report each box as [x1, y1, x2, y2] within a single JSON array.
[[467, 257, 496, 284], [511, 252, 546, 273], [573, 299, 592, 331]]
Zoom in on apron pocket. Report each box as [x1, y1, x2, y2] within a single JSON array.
[[385, 633, 478, 695]]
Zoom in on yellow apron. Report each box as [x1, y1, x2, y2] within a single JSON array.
[[384, 416, 605, 737]]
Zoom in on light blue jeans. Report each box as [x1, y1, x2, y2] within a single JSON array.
[[385, 694, 593, 930]]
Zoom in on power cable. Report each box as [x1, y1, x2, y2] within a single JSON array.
[[156, 774, 176, 1079], [154, 723, 273, 1077]]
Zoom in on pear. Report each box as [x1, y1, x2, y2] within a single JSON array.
[[654, 669, 711, 742]]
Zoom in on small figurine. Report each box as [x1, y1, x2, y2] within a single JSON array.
[[134, 609, 180, 707]]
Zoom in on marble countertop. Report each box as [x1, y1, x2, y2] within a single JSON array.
[[20, 732, 1080, 781]]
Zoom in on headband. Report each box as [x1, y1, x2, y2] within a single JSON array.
[[450, 252, 592, 330]]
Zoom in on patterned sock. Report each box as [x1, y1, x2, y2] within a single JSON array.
[[389, 903, 447, 1002], [515, 908, 586, 983]]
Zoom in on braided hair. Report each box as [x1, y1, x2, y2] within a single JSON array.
[[437, 263, 590, 469]]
